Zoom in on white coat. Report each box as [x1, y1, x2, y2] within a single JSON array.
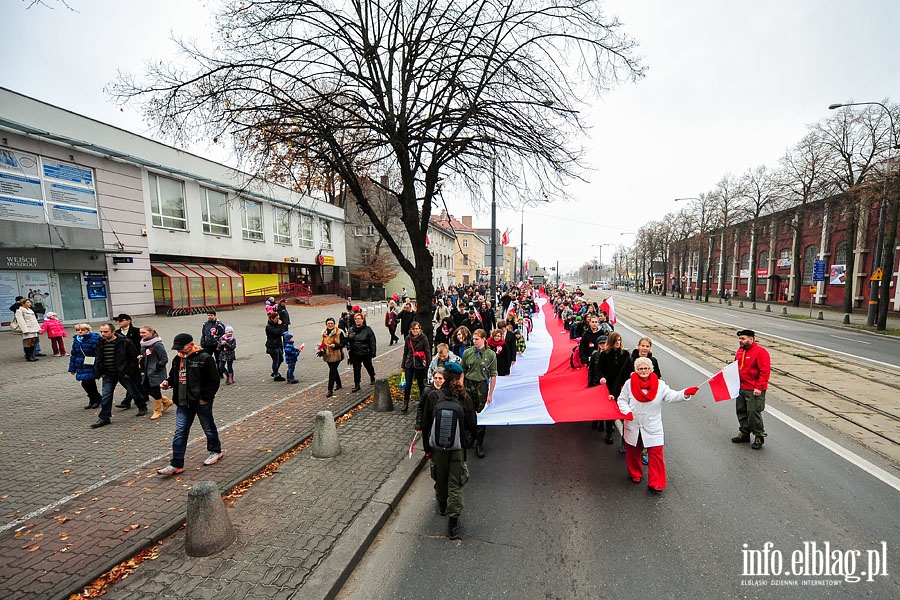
[[14, 306, 40, 335], [616, 376, 689, 448]]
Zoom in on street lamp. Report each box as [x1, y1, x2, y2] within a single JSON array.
[[829, 102, 898, 329], [675, 197, 706, 301]]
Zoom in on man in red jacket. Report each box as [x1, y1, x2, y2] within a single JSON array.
[[732, 329, 771, 450]]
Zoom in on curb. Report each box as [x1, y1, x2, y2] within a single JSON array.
[[292, 451, 426, 600]]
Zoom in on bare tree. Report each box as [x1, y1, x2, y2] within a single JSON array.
[[112, 0, 643, 334], [711, 174, 746, 297], [740, 165, 782, 302], [817, 105, 892, 313], [779, 130, 832, 306]]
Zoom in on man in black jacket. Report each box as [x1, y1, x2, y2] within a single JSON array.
[[114, 313, 143, 409], [92, 323, 148, 427], [199, 309, 227, 375], [157, 333, 223, 475], [347, 312, 377, 391]]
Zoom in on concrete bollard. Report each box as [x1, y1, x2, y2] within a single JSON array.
[[752, 302, 757, 310], [817, 311, 824, 320], [372, 378, 393, 412], [843, 313, 850, 324], [782, 307, 788, 315], [312, 410, 341, 458], [718, 298, 723, 304], [765, 304, 771, 313], [185, 481, 236, 557], [739, 301, 744, 308], [727, 300, 732, 307]]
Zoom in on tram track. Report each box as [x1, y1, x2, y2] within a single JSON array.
[[578, 292, 900, 462]]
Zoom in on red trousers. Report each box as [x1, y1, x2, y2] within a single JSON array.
[[625, 434, 666, 491]]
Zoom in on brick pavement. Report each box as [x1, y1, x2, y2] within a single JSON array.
[[0, 298, 414, 599]]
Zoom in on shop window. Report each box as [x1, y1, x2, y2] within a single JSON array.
[[201, 187, 230, 236], [274, 207, 292, 245], [149, 173, 187, 230], [241, 199, 264, 241], [298, 213, 314, 248]]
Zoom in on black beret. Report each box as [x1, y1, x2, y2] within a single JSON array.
[[737, 329, 755, 337]]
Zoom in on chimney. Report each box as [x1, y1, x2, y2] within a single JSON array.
[[380, 174, 389, 187], [461, 215, 473, 228]]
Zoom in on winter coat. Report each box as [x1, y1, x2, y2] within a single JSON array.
[[14, 306, 40, 335], [433, 323, 454, 350], [68, 332, 101, 381], [94, 334, 141, 379], [614, 350, 661, 396], [588, 348, 630, 397], [488, 337, 511, 376], [200, 319, 226, 349], [616, 375, 689, 448], [347, 324, 377, 361], [418, 385, 478, 454], [39, 318, 67, 338], [219, 336, 237, 361], [384, 309, 397, 329], [265, 319, 287, 350], [165, 347, 220, 406], [284, 339, 300, 364], [427, 352, 461, 385], [140, 339, 169, 387], [276, 305, 291, 327], [398, 309, 416, 337], [402, 332, 432, 370], [320, 327, 345, 364], [579, 327, 606, 365], [117, 325, 142, 350]]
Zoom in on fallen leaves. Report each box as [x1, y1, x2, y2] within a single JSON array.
[[70, 540, 163, 599]]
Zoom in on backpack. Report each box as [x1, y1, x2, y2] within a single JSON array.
[[429, 394, 465, 450], [570, 345, 583, 369]]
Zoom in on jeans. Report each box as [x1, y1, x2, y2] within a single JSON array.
[[99, 374, 146, 421], [169, 402, 221, 468], [286, 361, 297, 380], [218, 359, 234, 375], [267, 348, 284, 376]]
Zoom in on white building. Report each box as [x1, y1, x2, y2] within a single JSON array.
[[1, 87, 345, 324]]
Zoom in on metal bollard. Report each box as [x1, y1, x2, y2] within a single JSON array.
[[185, 481, 236, 557], [372, 378, 393, 412], [312, 410, 341, 458]]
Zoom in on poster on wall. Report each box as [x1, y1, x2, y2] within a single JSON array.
[[0, 272, 20, 323], [829, 264, 846, 286], [41, 158, 98, 230], [19, 271, 52, 316]]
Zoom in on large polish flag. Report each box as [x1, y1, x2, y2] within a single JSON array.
[[478, 296, 629, 425], [708, 361, 740, 402]]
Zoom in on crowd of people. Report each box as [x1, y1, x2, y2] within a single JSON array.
[[8, 280, 769, 540]]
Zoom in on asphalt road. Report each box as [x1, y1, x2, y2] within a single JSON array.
[[337, 315, 900, 599], [602, 292, 900, 368]]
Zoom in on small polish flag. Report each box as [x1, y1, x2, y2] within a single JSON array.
[[501, 229, 510, 246], [299, 343, 305, 352], [708, 361, 740, 402], [600, 296, 616, 325]]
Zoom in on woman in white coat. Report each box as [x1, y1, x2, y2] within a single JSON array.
[[14, 299, 42, 362], [616, 357, 698, 494]]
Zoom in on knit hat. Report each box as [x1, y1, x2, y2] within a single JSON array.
[[224, 325, 234, 334], [283, 332, 294, 341]]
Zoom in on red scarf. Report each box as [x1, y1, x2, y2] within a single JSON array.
[[487, 337, 505, 351], [630, 372, 659, 402]]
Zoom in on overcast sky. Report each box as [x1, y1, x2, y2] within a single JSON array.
[[3, 0, 899, 274]]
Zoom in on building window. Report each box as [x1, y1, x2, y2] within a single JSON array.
[[320, 219, 332, 249], [803, 244, 819, 284], [463, 254, 469, 265], [274, 207, 291, 245], [200, 187, 230, 236], [298, 213, 314, 248], [726, 255, 735, 280], [463, 238, 468, 248], [780, 248, 791, 259], [241, 199, 264, 241], [149, 173, 187, 230], [834, 241, 849, 265], [740, 253, 750, 280], [758, 250, 768, 278], [355, 225, 363, 236]]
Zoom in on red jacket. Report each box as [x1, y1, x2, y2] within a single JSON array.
[[39, 318, 67, 338], [735, 342, 770, 391]]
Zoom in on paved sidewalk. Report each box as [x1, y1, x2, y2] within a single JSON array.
[[0, 299, 417, 599]]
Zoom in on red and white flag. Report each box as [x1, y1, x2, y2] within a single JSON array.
[[478, 296, 629, 426], [501, 228, 510, 246], [600, 295, 616, 325], [708, 361, 740, 402]]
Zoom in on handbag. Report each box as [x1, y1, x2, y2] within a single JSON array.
[[410, 340, 427, 370], [10, 318, 22, 333]]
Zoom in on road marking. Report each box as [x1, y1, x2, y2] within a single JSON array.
[[618, 320, 900, 494], [831, 334, 871, 344]]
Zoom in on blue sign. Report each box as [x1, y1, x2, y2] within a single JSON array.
[[813, 259, 826, 282]]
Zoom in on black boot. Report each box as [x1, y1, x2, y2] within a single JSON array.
[[448, 517, 460, 540], [475, 442, 485, 459], [402, 399, 409, 413], [25, 347, 38, 362]]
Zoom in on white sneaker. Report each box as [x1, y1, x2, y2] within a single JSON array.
[[203, 451, 224, 466], [157, 465, 184, 476]]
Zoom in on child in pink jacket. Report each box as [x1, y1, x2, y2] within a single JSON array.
[[39, 311, 68, 356]]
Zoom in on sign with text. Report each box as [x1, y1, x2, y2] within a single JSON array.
[[813, 259, 826, 282]]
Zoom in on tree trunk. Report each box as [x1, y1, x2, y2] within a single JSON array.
[[877, 194, 899, 329], [748, 225, 758, 303]]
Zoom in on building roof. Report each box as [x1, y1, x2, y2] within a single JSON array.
[[433, 210, 475, 234]]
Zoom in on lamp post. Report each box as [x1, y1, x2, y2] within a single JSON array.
[[829, 102, 898, 329], [675, 197, 705, 301], [490, 156, 497, 303]]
